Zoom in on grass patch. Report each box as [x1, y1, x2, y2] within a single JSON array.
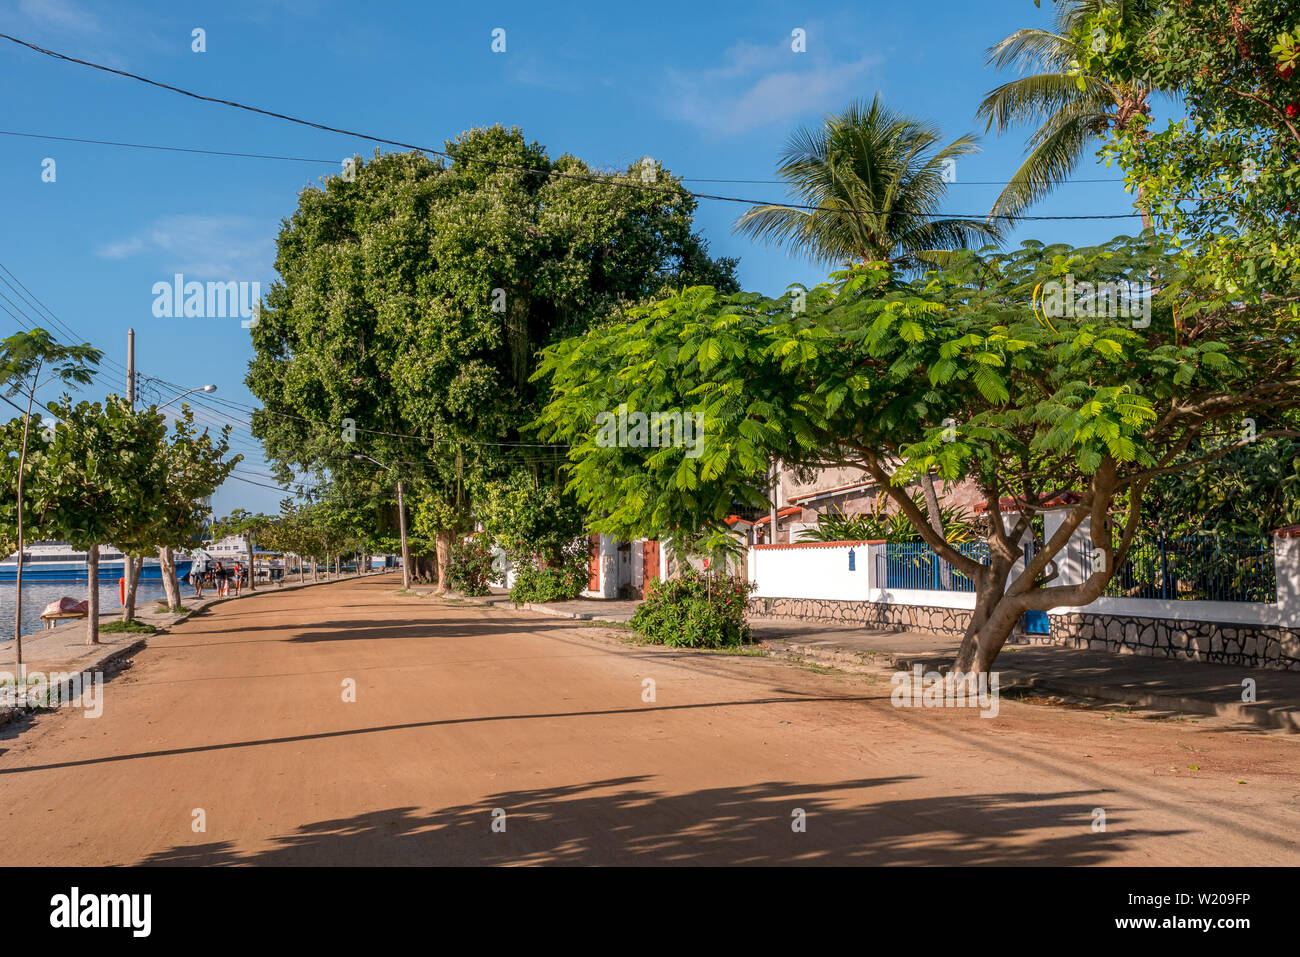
[[99, 620, 157, 635]]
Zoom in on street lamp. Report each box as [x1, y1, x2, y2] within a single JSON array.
[[157, 384, 217, 410], [353, 453, 410, 589]]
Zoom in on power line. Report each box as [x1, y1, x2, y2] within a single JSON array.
[[0, 260, 133, 383], [0, 129, 336, 164], [0, 33, 1144, 222], [0, 128, 1130, 188], [682, 176, 1126, 186], [141, 370, 571, 449], [228, 472, 318, 493]]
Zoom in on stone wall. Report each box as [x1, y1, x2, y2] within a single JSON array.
[[1051, 612, 1300, 672], [748, 596, 971, 639], [750, 597, 1300, 671]]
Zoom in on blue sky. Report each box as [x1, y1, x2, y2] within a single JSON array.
[[0, 0, 1150, 515]]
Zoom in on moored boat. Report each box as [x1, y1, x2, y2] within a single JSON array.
[[0, 541, 195, 583]]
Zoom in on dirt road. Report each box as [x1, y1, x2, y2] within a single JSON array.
[[2, 574, 1297, 865]]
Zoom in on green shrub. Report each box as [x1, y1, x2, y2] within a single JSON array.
[[630, 570, 755, 648], [448, 533, 494, 596], [509, 552, 587, 604]]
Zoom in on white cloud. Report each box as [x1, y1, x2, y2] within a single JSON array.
[[666, 35, 881, 136], [96, 237, 145, 260], [18, 0, 101, 33], [95, 215, 274, 280]]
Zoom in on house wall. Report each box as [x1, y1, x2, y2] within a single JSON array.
[[783, 467, 986, 524], [745, 530, 1300, 671]]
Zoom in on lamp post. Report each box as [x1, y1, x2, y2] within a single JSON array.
[[354, 454, 410, 589], [157, 383, 217, 410]]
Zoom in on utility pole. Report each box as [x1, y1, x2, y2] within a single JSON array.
[[122, 328, 135, 611], [126, 328, 135, 406], [353, 454, 410, 589], [397, 479, 410, 590]]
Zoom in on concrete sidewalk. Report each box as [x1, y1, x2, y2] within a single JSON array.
[[749, 617, 1300, 732], [437, 589, 640, 624]]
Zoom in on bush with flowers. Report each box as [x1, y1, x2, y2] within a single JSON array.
[[509, 548, 588, 604], [448, 533, 495, 596], [630, 569, 755, 648]]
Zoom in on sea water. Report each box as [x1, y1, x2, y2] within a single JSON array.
[[0, 580, 171, 642]]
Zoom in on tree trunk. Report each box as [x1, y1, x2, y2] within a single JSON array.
[[85, 545, 100, 645], [158, 546, 181, 610], [121, 555, 144, 622], [311, 557, 317, 582], [1136, 181, 1153, 231], [952, 556, 1010, 673], [919, 473, 954, 589], [434, 532, 452, 593], [246, 536, 256, 591], [299, 555, 305, 583]]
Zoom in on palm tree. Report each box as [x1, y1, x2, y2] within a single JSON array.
[[734, 95, 1001, 273], [976, 0, 1153, 224], [737, 96, 998, 540]]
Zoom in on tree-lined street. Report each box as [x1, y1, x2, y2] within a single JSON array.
[[2, 574, 1296, 866]]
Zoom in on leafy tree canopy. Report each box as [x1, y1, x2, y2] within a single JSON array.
[[247, 125, 738, 531], [537, 234, 1300, 671]]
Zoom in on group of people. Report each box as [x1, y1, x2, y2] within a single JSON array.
[[187, 560, 245, 599]]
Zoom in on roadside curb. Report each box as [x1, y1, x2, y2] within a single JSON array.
[[455, 593, 632, 625], [775, 639, 1300, 732], [1, 636, 147, 718]]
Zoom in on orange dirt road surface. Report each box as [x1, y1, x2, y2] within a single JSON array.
[[2, 573, 1298, 866]]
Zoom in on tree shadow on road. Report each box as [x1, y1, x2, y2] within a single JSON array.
[[141, 775, 1175, 866], [167, 618, 598, 642]]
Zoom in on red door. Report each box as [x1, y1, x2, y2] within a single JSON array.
[[642, 539, 660, 591], [587, 535, 601, 591]]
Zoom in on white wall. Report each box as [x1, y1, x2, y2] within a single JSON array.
[[750, 542, 873, 600], [748, 527, 1300, 629]]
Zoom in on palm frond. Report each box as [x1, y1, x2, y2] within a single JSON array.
[[734, 94, 998, 272]]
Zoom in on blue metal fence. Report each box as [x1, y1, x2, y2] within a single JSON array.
[[1098, 534, 1276, 603], [882, 541, 990, 592], [877, 535, 1275, 603]]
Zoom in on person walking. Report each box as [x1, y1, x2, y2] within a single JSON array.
[[189, 560, 205, 598], [213, 560, 227, 597], [233, 562, 244, 597]]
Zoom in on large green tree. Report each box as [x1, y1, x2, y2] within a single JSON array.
[[537, 236, 1300, 675], [1085, 0, 1300, 297], [248, 126, 736, 590], [151, 407, 240, 608], [13, 396, 188, 641], [0, 328, 100, 663]]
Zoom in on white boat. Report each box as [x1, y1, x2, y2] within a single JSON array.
[[0, 541, 196, 583]]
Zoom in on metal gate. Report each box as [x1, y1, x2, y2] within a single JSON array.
[[1020, 540, 1051, 635]]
